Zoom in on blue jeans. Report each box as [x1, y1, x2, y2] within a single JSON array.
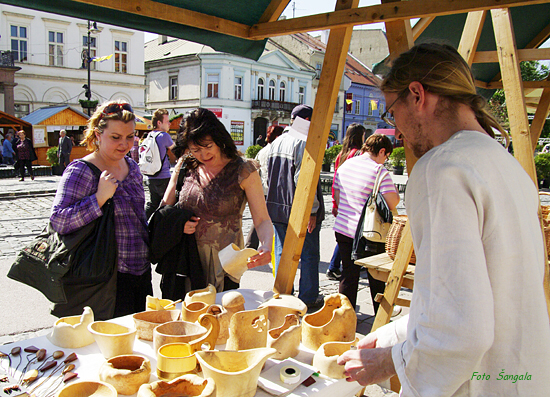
[[328, 244, 341, 272], [273, 221, 320, 304]]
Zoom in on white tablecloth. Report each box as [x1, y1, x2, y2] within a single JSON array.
[[2, 289, 363, 397]]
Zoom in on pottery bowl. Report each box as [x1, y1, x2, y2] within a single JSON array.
[[137, 374, 215, 397], [153, 320, 207, 352], [88, 321, 137, 359], [99, 354, 151, 395], [157, 342, 197, 380], [312, 339, 357, 379], [181, 301, 209, 323], [48, 306, 95, 348], [133, 310, 181, 341], [195, 348, 276, 397], [56, 380, 117, 397]]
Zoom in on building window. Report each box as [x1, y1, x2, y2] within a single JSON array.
[[14, 103, 30, 119], [315, 62, 322, 78], [169, 76, 178, 100], [345, 93, 353, 113], [299, 86, 305, 104], [48, 31, 64, 66], [114, 40, 128, 73], [234, 76, 243, 100], [83, 35, 97, 70], [10, 25, 28, 62], [334, 95, 340, 113], [379, 102, 385, 115], [279, 81, 286, 102], [257, 78, 264, 100], [356, 99, 361, 115], [230, 121, 244, 145], [207, 73, 219, 98], [268, 80, 276, 100]]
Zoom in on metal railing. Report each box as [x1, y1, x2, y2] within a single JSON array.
[[0, 51, 15, 67], [252, 99, 299, 113]]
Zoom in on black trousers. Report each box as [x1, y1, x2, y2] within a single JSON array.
[[18, 159, 33, 179], [336, 232, 386, 313], [146, 178, 170, 220], [114, 269, 153, 318]]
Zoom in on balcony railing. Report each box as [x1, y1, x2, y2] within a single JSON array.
[[0, 51, 15, 67], [252, 99, 299, 113]]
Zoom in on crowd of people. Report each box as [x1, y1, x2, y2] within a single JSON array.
[[8, 41, 549, 395]]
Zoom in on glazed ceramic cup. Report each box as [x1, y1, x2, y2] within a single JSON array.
[[88, 321, 137, 359], [156, 342, 197, 380]]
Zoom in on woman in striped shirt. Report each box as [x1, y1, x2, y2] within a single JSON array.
[[333, 134, 399, 311]]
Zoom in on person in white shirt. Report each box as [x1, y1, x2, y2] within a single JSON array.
[[338, 42, 550, 396]]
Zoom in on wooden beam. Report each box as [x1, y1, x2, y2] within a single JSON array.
[[71, 0, 251, 39], [491, 8, 550, 321], [412, 17, 435, 39], [480, 80, 550, 89], [458, 11, 487, 65], [526, 22, 550, 49], [259, 0, 291, 23], [530, 76, 550, 151], [273, 0, 360, 295], [249, 0, 549, 39], [474, 48, 550, 63]]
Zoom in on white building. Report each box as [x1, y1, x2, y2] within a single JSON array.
[[0, 4, 145, 119], [145, 36, 315, 149]]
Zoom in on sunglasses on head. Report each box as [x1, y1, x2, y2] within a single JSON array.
[[100, 103, 134, 119]]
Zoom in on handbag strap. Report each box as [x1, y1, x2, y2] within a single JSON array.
[[371, 165, 383, 197]]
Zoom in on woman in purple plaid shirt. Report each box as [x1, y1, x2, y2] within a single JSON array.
[[50, 100, 152, 318]]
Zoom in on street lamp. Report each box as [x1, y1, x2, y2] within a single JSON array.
[[81, 20, 100, 116]]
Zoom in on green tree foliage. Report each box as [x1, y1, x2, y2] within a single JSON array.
[[488, 61, 549, 136], [245, 144, 262, 159], [534, 153, 550, 180]]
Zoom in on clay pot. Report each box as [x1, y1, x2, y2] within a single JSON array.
[[221, 290, 246, 314], [146, 295, 175, 311], [267, 314, 301, 360], [259, 293, 307, 329], [56, 380, 117, 397], [312, 339, 358, 379], [181, 301, 209, 323], [137, 374, 215, 397], [195, 348, 277, 397], [226, 306, 268, 351], [206, 304, 231, 345], [98, 355, 151, 395], [184, 284, 216, 306], [48, 306, 95, 348], [132, 310, 181, 341], [153, 313, 219, 352], [88, 322, 137, 359], [301, 293, 357, 350]]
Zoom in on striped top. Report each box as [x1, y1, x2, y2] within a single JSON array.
[[333, 154, 397, 238]]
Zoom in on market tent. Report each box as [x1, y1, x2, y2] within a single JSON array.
[[5, 1, 549, 337]]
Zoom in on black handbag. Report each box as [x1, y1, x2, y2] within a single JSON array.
[[8, 160, 118, 320]]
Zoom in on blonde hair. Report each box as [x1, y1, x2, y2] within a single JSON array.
[[81, 100, 136, 151], [380, 43, 505, 138]]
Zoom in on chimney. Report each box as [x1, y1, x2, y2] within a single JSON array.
[[158, 35, 168, 45]]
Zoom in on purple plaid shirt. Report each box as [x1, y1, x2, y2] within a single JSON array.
[[50, 158, 150, 275]]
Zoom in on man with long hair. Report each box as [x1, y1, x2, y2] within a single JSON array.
[[338, 43, 550, 395]]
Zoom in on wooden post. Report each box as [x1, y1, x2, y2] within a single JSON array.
[[491, 8, 550, 320], [530, 76, 550, 151], [458, 11, 487, 66], [273, 0, 359, 295]]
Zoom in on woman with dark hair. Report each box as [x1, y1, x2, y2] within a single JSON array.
[[326, 123, 366, 280], [333, 134, 399, 311], [162, 108, 273, 292], [12, 130, 38, 181]]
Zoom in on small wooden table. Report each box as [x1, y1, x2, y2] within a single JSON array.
[[355, 252, 415, 290]]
